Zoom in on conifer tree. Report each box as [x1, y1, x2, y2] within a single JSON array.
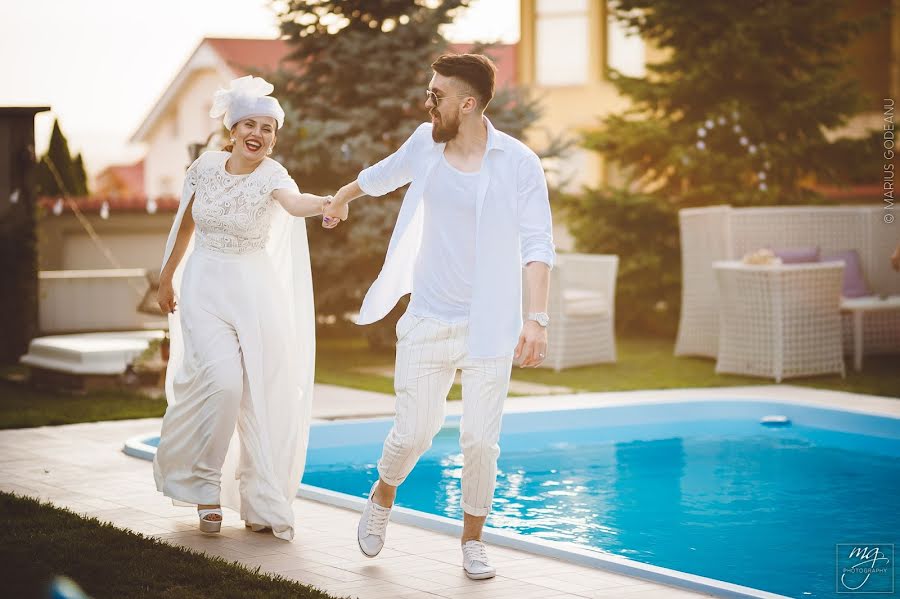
[[36, 120, 88, 196]]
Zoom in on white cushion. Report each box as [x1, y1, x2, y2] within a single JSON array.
[[562, 289, 609, 316]]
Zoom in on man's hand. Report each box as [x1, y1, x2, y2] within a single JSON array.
[[157, 278, 177, 314], [514, 320, 548, 368], [322, 196, 348, 229]]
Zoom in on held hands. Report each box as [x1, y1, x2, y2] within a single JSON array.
[[514, 320, 548, 368], [157, 278, 177, 314], [322, 195, 349, 229]]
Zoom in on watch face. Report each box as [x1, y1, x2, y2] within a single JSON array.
[[532, 313, 549, 326]]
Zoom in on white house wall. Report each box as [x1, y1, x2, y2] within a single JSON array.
[[38, 212, 173, 272], [143, 69, 227, 199]]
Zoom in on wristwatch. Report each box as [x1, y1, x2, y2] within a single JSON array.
[[527, 312, 550, 327]]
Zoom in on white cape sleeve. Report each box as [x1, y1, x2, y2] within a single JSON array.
[[160, 154, 201, 407]]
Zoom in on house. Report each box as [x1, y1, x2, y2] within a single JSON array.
[[130, 38, 293, 200], [94, 160, 144, 198]]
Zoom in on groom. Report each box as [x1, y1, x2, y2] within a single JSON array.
[[325, 53, 555, 580]]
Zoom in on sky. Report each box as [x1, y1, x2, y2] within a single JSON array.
[[0, 0, 519, 177]]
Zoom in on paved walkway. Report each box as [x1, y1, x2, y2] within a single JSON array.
[[5, 384, 896, 598]]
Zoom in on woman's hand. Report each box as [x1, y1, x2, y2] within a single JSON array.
[[157, 277, 177, 314], [322, 196, 349, 229]]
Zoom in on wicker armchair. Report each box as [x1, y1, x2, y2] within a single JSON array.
[[526, 253, 618, 371]]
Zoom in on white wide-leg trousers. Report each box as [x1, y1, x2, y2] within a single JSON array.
[[153, 245, 305, 540], [377, 311, 514, 517]]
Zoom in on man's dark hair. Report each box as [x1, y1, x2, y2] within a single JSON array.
[[431, 53, 497, 110]]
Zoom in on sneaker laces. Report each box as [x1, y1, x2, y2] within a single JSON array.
[[463, 541, 489, 565], [365, 503, 390, 537]]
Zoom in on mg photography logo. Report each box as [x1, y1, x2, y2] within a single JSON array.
[[836, 544, 894, 593]]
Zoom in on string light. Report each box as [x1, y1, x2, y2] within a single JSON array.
[[9, 189, 20, 204], [53, 198, 64, 215], [146, 198, 158, 214], [100, 201, 110, 220]]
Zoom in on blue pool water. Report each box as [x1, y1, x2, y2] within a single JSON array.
[[301, 402, 900, 599]]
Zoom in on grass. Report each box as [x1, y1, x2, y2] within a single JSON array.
[[0, 492, 341, 599], [0, 379, 168, 429], [2, 334, 896, 430]]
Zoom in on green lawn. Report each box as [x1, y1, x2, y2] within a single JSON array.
[[0, 380, 168, 429], [2, 334, 896, 430], [0, 492, 341, 599]]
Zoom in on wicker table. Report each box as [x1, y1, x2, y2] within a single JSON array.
[[840, 295, 900, 372], [713, 261, 846, 382]]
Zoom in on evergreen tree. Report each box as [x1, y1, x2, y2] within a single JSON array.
[[270, 0, 560, 345], [72, 153, 89, 195], [36, 119, 88, 196], [581, 0, 882, 207]]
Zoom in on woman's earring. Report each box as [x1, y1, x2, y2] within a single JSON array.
[[267, 147, 273, 155], [230, 137, 235, 144]]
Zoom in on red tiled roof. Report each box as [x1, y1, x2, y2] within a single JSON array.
[[95, 160, 145, 198], [205, 38, 293, 75], [37, 196, 180, 215], [448, 43, 518, 89]]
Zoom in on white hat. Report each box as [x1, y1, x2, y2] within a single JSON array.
[[209, 76, 285, 130]]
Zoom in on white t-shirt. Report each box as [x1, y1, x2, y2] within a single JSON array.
[[407, 154, 480, 322]]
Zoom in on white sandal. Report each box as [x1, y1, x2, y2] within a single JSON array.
[[198, 508, 222, 533]]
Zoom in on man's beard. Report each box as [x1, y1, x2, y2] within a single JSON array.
[[431, 110, 460, 143]]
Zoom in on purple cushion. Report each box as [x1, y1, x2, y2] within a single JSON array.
[[823, 249, 871, 298], [771, 246, 821, 264]]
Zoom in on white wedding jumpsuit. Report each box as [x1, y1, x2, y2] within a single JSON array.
[[153, 151, 315, 541]]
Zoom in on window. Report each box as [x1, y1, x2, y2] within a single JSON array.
[[607, 4, 646, 78], [535, 0, 589, 86]]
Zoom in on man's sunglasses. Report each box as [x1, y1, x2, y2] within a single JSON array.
[[425, 89, 473, 105]]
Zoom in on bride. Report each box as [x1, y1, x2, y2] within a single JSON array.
[[153, 76, 346, 540]]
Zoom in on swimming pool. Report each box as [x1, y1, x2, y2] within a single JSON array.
[[129, 399, 900, 598]]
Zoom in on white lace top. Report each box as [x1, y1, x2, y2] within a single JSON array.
[[187, 151, 299, 254]]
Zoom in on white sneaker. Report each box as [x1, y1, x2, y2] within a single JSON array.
[[462, 540, 496, 580], [357, 481, 392, 557]]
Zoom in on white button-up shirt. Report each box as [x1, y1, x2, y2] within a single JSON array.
[[356, 117, 556, 358]]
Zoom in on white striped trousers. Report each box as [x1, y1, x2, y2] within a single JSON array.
[[377, 311, 513, 517]]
